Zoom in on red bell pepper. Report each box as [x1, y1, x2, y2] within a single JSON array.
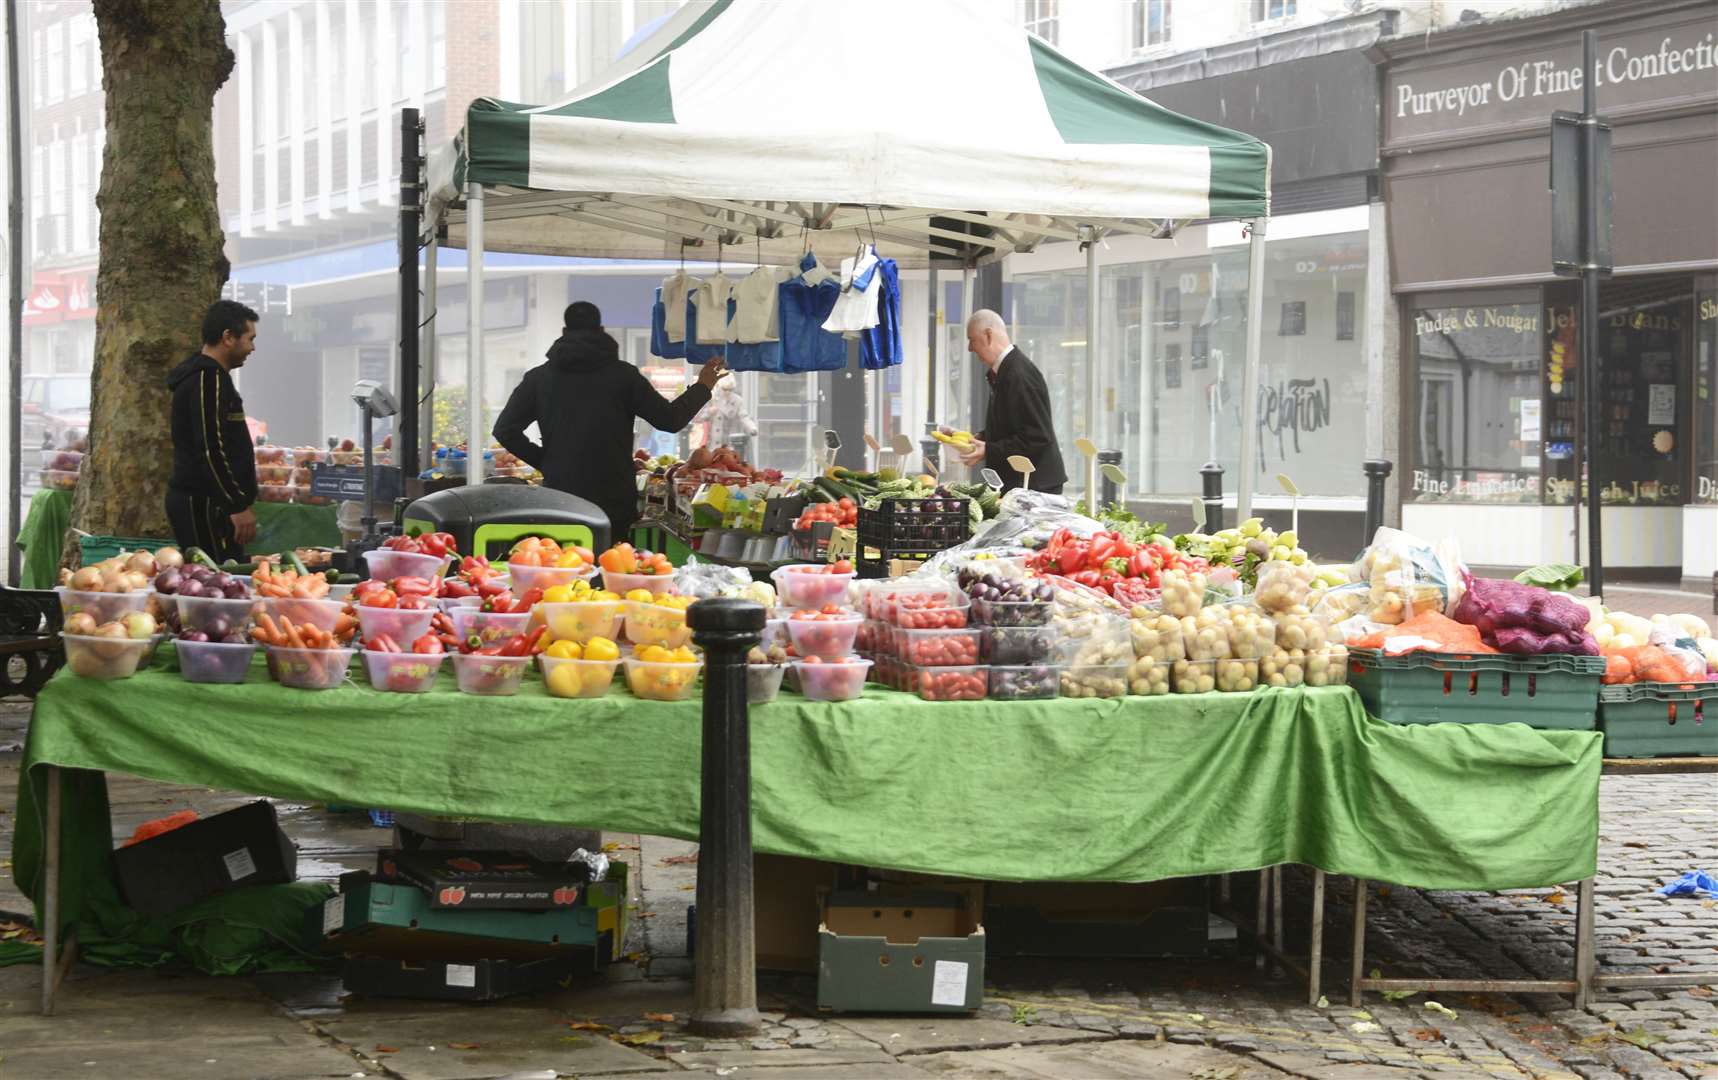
[[365, 633, 400, 653], [1087, 535, 1116, 567], [1057, 542, 1090, 575], [482, 590, 515, 613], [1103, 557, 1129, 576], [1071, 569, 1102, 590], [410, 633, 444, 655]]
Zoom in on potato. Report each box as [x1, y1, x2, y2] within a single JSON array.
[[1160, 570, 1207, 618], [1130, 612, 1185, 661]]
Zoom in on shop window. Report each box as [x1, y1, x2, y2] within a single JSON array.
[[1011, 228, 1368, 500], [1252, 0, 1295, 21], [1696, 281, 1716, 505], [1408, 297, 1542, 504], [1132, 0, 1170, 50]]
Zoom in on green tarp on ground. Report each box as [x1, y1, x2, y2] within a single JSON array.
[[13, 651, 1601, 953], [13, 489, 342, 588]]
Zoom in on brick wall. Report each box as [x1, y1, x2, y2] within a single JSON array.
[[445, 0, 500, 139]]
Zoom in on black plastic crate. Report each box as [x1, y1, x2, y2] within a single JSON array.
[[790, 520, 836, 562], [857, 498, 970, 553], [762, 495, 809, 535]]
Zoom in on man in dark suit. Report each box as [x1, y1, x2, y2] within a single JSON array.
[[957, 309, 1068, 493]]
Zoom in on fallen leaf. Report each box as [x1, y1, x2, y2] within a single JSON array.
[[561, 1036, 591, 1047], [678, 884, 696, 891], [374, 1046, 399, 1054], [1544, 891, 1566, 906], [643, 1012, 675, 1022], [1622, 841, 1650, 849], [661, 851, 699, 865], [1350, 1021, 1380, 1035], [1614, 1028, 1662, 1049], [1381, 990, 1418, 1002], [1424, 1001, 1458, 1020], [1580, 1034, 1611, 1046], [1187, 1013, 1204, 1023], [567, 1021, 612, 1032], [623, 951, 645, 964], [1411, 1028, 1442, 1042], [447, 1042, 481, 1051], [1349, 1010, 1372, 1021], [1315, 996, 1329, 1009], [637, 912, 658, 919], [619, 1031, 661, 1046]]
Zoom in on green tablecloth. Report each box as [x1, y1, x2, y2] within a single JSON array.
[[13, 489, 342, 588], [12, 654, 1602, 945]]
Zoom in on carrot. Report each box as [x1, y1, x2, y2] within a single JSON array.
[[255, 613, 282, 646], [284, 619, 307, 650], [333, 614, 357, 638], [306, 576, 328, 598]]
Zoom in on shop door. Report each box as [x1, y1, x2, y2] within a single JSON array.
[[1594, 280, 1691, 506]]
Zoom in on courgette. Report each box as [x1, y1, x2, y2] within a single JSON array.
[[813, 476, 856, 503], [187, 547, 221, 571], [283, 549, 309, 576]]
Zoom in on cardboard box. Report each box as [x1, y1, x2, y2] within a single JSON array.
[[311, 871, 603, 962], [817, 886, 984, 1014], [342, 954, 579, 1002], [984, 879, 1209, 959], [375, 849, 587, 911], [113, 800, 297, 917], [755, 854, 838, 973]]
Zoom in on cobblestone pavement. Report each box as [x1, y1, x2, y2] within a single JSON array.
[[1, 698, 1713, 1079]]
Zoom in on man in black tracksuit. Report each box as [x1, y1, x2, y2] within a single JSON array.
[[165, 300, 260, 562], [959, 308, 1068, 494], [493, 301, 724, 540]]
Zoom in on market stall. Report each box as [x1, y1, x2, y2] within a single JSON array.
[[420, 0, 1275, 513], [13, 489, 342, 589]]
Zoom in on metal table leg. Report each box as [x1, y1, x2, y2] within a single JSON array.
[[1575, 876, 1594, 1009], [1271, 865, 1284, 963], [41, 764, 60, 1016], [1349, 878, 1367, 1007], [1308, 869, 1325, 1005]]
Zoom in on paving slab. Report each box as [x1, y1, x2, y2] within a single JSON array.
[[669, 1046, 898, 1070], [0, 1033, 364, 1079], [661, 1067, 931, 1079], [905, 1039, 1290, 1078], [828, 1015, 1112, 1054], [1252, 1050, 1427, 1078], [313, 1009, 664, 1079]]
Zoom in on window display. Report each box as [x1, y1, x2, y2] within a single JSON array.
[[1408, 296, 1541, 504]]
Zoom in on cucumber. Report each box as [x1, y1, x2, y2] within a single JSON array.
[[814, 477, 856, 503], [187, 547, 221, 571], [283, 549, 309, 576]]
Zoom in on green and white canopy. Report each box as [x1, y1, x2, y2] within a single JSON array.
[[426, 0, 1270, 265]]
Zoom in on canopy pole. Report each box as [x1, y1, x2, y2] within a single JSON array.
[[465, 182, 485, 488], [420, 231, 438, 472], [961, 266, 974, 433], [1084, 227, 1100, 491], [1236, 219, 1267, 521]]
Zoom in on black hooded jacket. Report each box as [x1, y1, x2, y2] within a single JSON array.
[[166, 353, 257, 509], [493, 329, 711, 533]]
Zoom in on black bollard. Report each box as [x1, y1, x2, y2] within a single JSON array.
[[1098, 449, 1123, 508], [686, 597, 766, 1037], [1200, 462, 1225, 534], [1362, 460, 1393, 547]]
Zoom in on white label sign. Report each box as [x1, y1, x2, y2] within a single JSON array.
[[1648, 384, 1675, 426], [321, 894, 345, 935], [222, 847, 258, 882], [445, 963, 477, 988], [1519, 399, 1541, 443], [931, 960, 969, 1007]]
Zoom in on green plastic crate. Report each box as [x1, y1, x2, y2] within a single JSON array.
[[78, 534, 172, 566], [1348, 648, 1604, 730], [1598, 683, 1717, 758]]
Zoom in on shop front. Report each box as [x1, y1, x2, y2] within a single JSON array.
[[1380, 0, 1718, 581]]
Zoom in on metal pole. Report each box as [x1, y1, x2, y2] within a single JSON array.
[[1575, 876, 1595, 1009], [1308, 869, 1326, 1006], [1254, 869, 1268, 969], [464, 183, 485, 488], [1201, 462, 1226, 534], [6, 0, 23, 584], [1098, 449, 1122, 507], [687, 597, 764, 1038], [961, 265, 974, 433], [361, 408, 375, 537], [1236, 219, 1268, 520], [420, 230, 438, 471], [1084, 228, 1100, 455], [1363, 460, 1393, 547], [1579, 30, 1604, 599], [926, 266, 938, 425], [397, 108, 420, 479]]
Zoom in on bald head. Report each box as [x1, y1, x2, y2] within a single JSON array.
[[965, 309, 1012, 367]]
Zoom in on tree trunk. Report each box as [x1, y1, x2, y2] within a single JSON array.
[[63, 0, 232, 566]]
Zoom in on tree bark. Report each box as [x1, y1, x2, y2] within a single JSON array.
[[64, 0, 232, 565]]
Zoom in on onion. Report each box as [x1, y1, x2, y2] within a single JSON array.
[[155, 568, 182, 594], [125, 552, 157, 576], [63, 612, 97, 635], [222, 582, 248, 599], [69, 566, 103, 591], [204, 615, 231, 639], [178, 629, 209, 643], [154, 547, 184, 569], [179, 579, 205, 598]]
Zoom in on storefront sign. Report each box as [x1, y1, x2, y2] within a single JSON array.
[[1413, 306, 1539, 338], [1386, 16, 1718, 145], [1412, 469, 1537, 500]]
